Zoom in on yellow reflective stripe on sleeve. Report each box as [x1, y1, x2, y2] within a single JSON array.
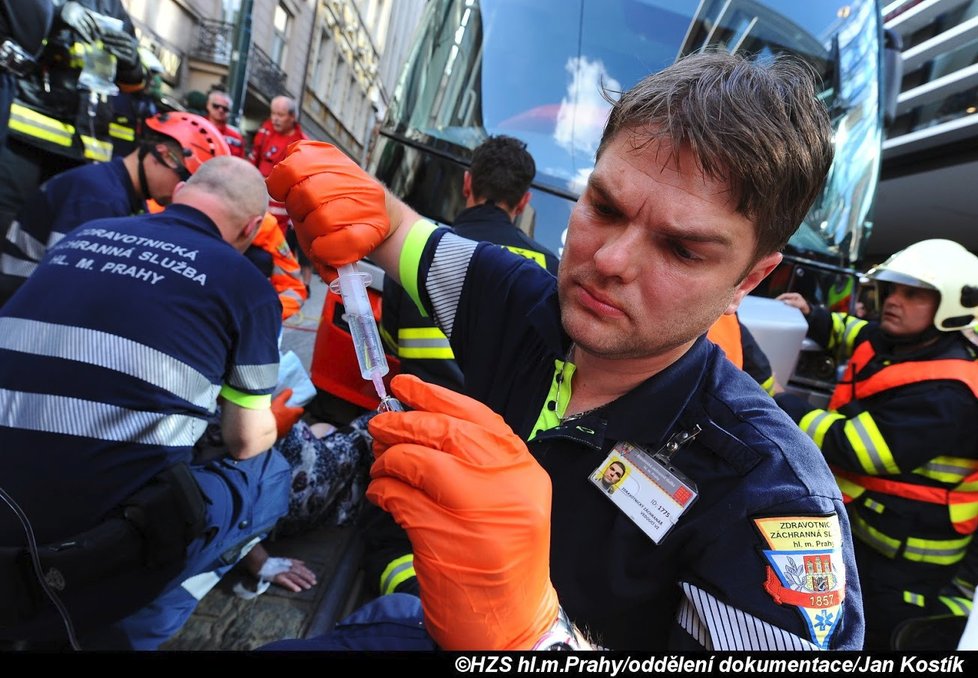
[[502, 245, 547, 268], [760, 375, 776, 396], [903, 591, 925, 607], [828, 313, 847, 351], [939, 596, 973, 616], [379, 554, 416, 596], [834, 473, 866, 501], [863, 497, 885, 514], [958, 476, 978, 492], [8, 103, 74, 146], [219, 385, 272, 410], [841, 316, 868, 354], [904, 535, 971, 565], [798, 409, 845, 448], [80, 135, 112, 162], [844, 411, 899, 475], [850, 512, 900, 558], [399, 220, 439, 317], [109, 122, 135, 141], [950, 501, 978, 531], [397, 327, 454, 359], [913, 456, 978, 484]]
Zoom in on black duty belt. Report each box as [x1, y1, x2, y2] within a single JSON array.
[[0, 463, 207, 641]]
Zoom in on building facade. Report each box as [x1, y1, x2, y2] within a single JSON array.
[[122, 0, 425, 160]]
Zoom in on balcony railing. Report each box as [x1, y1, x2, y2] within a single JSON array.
[[191, 21, 291, 100], [193, 19, 233, 64], [249, 46, 290, 100]]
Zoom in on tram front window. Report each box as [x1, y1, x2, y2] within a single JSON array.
[[385, 0, 880, 262]]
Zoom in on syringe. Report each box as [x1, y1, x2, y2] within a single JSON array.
[[330, 262, 401, 410]]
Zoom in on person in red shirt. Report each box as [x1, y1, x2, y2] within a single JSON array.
[[250, 95, 311, 288], [205, 89, 245, 159]]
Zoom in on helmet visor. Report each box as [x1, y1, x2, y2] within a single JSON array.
[[865, 267, 937, 291]]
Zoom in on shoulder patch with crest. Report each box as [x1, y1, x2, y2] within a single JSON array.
[[753, 514, 847, 649]]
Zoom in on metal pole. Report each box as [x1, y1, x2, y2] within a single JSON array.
[[227, 0, 254, 127]]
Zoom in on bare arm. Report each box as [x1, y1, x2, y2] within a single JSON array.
[[369, 190, 425, 286], [221, 399, 276, 460]]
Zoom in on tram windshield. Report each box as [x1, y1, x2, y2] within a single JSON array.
[[384, 0, 883, 263]]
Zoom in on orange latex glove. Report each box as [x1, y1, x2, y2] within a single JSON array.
[[266, 141, 389, 281], [270, 388, 304, 440], [367, 374, 559, 650]]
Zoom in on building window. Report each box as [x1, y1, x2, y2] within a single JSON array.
[[313, 28, 334, 94], [271, 3, 292, 67]]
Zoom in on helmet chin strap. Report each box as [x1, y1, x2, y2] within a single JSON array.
[[137, 143, 191, 205], [137, 144, 153, 202]]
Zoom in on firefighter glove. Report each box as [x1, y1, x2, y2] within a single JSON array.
[[271, 388, 304, 440], [101, 29, 141, 72], [265, 141, 389, 282], [367, 374, 560, 650], [58, 1, 102, 44]]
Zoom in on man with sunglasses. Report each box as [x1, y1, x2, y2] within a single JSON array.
[[205, 88, 245, 159], [0, 111, 230, 306]]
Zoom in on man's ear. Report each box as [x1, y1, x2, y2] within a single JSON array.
[[513, 191, 531, 216], [243, 214, 263, 243], [726, 251, 782, 314], [462, 171, 472, 200], [154, 143, 174, 166]]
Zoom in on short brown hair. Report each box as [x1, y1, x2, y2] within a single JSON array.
[[469, 135, 535, 209], [597, 52, 833, 259]]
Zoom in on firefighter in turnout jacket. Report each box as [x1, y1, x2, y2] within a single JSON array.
[[776, 239, 978, 649]]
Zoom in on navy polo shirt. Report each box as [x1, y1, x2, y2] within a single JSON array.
[[0, 157, 143, 293]]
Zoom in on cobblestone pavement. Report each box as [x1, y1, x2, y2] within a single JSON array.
[[161, 525, 365, 650]]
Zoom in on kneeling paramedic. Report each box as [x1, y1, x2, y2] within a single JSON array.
[[0, 156, 290, 650]]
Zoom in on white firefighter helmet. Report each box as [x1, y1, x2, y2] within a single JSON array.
[[865, 239, 978, 331]]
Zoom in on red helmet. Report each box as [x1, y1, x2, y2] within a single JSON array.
[[143, 112, 231, 174]]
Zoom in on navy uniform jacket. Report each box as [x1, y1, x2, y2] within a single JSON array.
[[381, 203, 558, 391], [0, 205, 289, 644], [401, 223, 864, 650], [0, 157, 142, 305]]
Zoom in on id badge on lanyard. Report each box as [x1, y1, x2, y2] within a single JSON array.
[[590, 427, 701, 544]]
